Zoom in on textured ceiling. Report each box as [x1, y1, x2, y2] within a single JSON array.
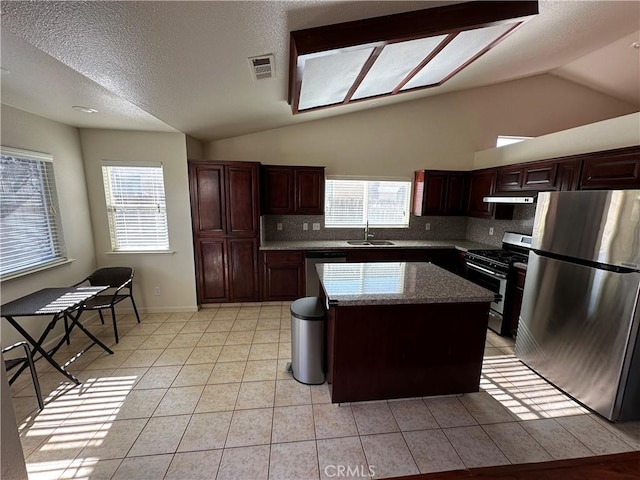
[[1, 1, 638, 141]]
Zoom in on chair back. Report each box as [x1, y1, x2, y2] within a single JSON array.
[[87, 267, 134, 288]]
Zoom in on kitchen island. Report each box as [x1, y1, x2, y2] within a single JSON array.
[[318, 262, 495, 403]]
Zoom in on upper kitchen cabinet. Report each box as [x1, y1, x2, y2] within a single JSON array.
[[555, 159, 581, 191], [495, 161, 557, 192], [579, 146, 640, 190], [261, 165, 325, 215], [189, 160, 260, 237], [412, 170, 467, 216], [467, 169, 514, 219]]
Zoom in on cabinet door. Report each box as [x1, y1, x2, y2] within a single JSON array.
[[346, 249, 403, 262], [555, 159, 581, 191], [295, 168, 325, 214], [444, 173, 467, 215], [580, 152, 640, 189], [189, 163, 226, 236], [412, 170, 449, 216], [226, 164, 260, 236], [261, 166, 294, 214], [495, 166, 523, 192], [522, 161, 557, 191], [196, 239, 228, 303], [466, 170, 496, 219], [228, 238, 259, 302], [261, 251, 304, 301]]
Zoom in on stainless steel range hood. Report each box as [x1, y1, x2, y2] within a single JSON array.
[[483, 192, 537, 204]]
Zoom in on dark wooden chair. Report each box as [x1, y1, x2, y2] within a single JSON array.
[[74, 267, 140, 343], [3, 341, 44, 410]]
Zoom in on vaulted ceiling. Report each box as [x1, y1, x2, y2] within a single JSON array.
[[1, 1, 638, 141]]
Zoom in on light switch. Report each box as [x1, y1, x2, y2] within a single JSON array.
[[277, 222, 283, 231], [303, 223, 308, 230], [312, 223, 320, 230], [489, 227, 494, 236], [425, 223, 431, 231]]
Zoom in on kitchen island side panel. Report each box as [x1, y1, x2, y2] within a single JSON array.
[[327, 302, 490, 403]]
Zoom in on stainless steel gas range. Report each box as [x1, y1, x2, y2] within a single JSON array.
[[465, 232, 532, 336]]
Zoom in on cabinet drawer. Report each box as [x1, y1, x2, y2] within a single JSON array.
[[263, 250, 304, 264]]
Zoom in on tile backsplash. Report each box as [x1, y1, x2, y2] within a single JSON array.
[[262, 215, 468, 242], [262, 204, 536, 247], [465, 205, 536, 247]]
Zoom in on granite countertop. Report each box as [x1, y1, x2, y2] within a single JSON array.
[[317, 261, 495, 306], [260, 239, 498, 252]]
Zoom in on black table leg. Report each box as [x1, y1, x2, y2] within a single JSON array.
[[5, 315, 81, 385], [66, 308, 114, 355]]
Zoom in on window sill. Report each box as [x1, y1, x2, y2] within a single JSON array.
[[105, 250, 175, 255], [1, 258, 76, 282]]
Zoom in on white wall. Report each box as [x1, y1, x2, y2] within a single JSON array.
[[474, 113, 640, 169], [186, 135, 204, 159], [206, 74, 637, 177], [0, 105, 97, 347], [79, 129, 198, 312]]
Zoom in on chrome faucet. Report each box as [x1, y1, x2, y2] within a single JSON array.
[[364, 220, 374, 241]]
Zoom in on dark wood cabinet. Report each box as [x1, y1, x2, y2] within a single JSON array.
[[413, 170, 467, 216], [507, 266, 526, 338], [522, 161, 557, 191], [496, 161, 557, 192], [495, 166, 523, 192], [190, 161, 259, 237], [228, 238, 260, 301], [579, 147, 640, 190], [261, 165, 325, 215], [466, 169, 513, 219], [556, 159, 581, 191], [295, 168, 325, 214], [402, 248, 457, 272], [466, 169, 495, 219], [346, 249, 403, 262], [189, 160, 260, 304], [261, 250, 305, 301], [195, 239, 228, 303]]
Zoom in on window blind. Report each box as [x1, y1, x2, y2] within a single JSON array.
[[325, 179, 411, 228], [102, 163, 169, 251], [0, 147, 67, 278]]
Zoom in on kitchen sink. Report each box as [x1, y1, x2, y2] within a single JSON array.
[[346, 240, 395, 246]]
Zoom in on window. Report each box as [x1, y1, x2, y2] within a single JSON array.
[[496, 135, 533, 147], [325, 178, 411, 228], [0, 147, 67, 278], [102, 162, 169, 251]]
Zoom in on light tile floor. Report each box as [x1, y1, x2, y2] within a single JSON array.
[[9, 303, 640, 480]]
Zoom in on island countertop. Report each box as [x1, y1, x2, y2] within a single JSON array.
[[317, 261, 495, 306]]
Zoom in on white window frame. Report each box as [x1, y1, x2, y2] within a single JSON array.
[[101, 161, 170, 253], [324, 176, 412, 228], [0, 146, 68, 280]]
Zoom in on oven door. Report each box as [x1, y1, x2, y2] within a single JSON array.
[[465, 261, 508, 333]]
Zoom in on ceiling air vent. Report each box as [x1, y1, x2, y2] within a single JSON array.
[[248, 54, 275, 80]]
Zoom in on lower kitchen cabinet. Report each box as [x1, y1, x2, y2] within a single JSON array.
[[196, 238, 259, 303], [261, 250, 305, 301], [506, 266, 526, 338], [402, 248, 457, 272]]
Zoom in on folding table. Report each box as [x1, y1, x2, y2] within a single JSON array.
[[1, 286, 113, 385]]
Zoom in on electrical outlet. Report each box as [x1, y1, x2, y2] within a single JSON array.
[[312, 223, 320, 230], [154, 286, 161, 296], [276, 222, 283, 231], [425, 223, 431, 231], [303, 223, 308, 231], [489, 227, 494, 236]]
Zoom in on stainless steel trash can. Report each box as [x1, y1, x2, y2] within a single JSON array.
[[290, 297, 325, 385]]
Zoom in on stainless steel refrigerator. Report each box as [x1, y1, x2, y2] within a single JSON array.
[[515, 190, 640, 421]]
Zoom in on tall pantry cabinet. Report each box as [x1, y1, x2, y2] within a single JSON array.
[[188, 160, 260, 304]]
